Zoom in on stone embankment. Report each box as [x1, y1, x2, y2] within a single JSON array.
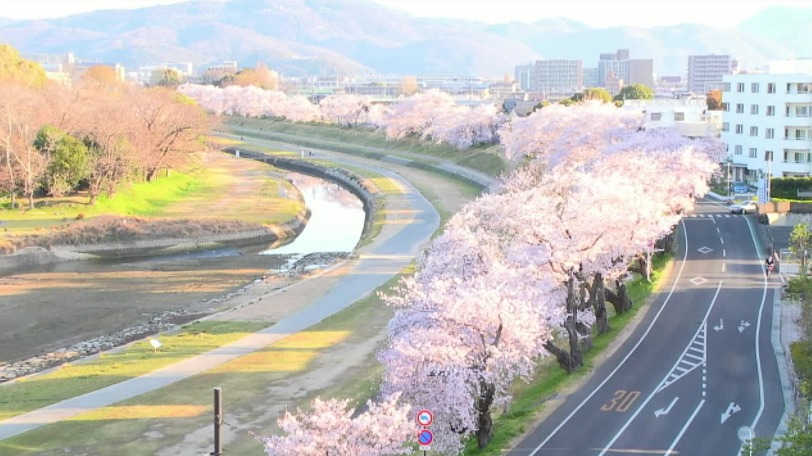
[[0, 251, 348, 383]]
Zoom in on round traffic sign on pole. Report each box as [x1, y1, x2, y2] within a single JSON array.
[[417, 429, 433, 446], [416, 410, 433, 426]]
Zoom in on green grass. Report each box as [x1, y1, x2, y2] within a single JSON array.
[[0, 152, 307, 238], [223, 117, 506, 177], [463, 253, 674, 456], [0, 266, 412, 456], [0, 321, 268, 422]]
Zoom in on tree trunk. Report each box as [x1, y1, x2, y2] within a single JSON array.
[[89, 192, 97, 206], [27, 192, 34, 210], [590, 274, 610, 333], [656, 232, 674, 255], [605, 280, 633, 315], [475, 380, 496, 449], [543, 339, 580, 373]]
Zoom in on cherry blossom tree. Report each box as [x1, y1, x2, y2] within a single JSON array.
[[383, 90, 457, 141], [320, 94, 372, 126], [262, 394, 413, 456], [379, 213, 564, 453]]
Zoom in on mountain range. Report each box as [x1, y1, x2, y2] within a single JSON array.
[[0, 0, 809, 78]]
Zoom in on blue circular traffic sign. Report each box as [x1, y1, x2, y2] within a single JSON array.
[[417, 429, 433, 445]]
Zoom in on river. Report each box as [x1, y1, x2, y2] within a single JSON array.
[[0, 172, 366, 363]]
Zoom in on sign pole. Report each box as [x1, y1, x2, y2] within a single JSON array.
[[212, 387, 223, 456]]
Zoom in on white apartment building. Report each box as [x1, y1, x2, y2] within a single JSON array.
[[514, 60, 583, 96], [622, 98, 721, 138], [687, 54, 735, 94], [721, 60, 812, 182]]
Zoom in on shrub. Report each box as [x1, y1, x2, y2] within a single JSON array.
[[75, 213, 85, 220]]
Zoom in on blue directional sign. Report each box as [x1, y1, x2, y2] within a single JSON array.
[[417, 429, 433, 446]]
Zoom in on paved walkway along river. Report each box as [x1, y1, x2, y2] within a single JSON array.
[[0, 148, 452, 441]]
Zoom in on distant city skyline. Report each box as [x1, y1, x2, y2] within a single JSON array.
[[1, 0, 808, 28]]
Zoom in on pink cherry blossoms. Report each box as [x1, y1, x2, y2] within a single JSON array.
[[177, 84, 504, 149], [262, 394, 414, 456]]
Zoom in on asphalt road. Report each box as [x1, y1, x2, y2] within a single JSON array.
[[510, 200, 784, 455]]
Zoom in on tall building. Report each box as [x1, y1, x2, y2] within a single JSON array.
[[583, 67, 598, 88], [597, 49, 653, 90], [514, 60, 584, 96], [533, 59, 583, 96], [721, 59, 812, 182], [515, 63, 533, 91], [687, 54, 735, 94]]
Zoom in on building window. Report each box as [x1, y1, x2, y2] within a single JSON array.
[[735, 124, 743, 134], [650, 112, 662, 121], [750, 105, 759, 115], [749, 148, 758, 158], [798, 130, 807, 140], [766, 128, 774, 139], [674, 112, 685, 121], [736, 103, 744, 113], [751, 82, 759, 93], [723, 82, 731, 92], [722, 102, 730, 112], [735, 145, 743, 155], [767, 83, 776, 94], [722, 122, 730, 132], [796, 152, 806, 163], [767, 105, 775, 116], [750, 126, 759, 136], [737, 82, 745, 92]]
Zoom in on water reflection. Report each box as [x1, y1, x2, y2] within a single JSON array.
[[262, 172, 366, 256]]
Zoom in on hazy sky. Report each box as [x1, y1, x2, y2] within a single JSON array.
[[0, 0, 806, 28]]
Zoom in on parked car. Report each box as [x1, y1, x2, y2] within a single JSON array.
[[732, 182, 749, 194], [729, 201, 758, 214]]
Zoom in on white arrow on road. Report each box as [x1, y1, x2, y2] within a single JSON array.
[[654, 397, 679, 418], [713, 319, 723, 332], [738, 320, 751, 333], [721, 402, 742, 423]]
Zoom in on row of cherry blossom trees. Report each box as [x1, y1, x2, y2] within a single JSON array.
[[177, 84, 505, 150], [262, 103, 724, 456]]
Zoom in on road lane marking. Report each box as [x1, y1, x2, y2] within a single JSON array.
[[723, 249, 726, 257], [524, 221, 692, 456], [721, 402, 742, 424], [665, 399, 705, 454], [741, 216, 770, 450], [720, 236, 724, 245], [657, 320, 708, 394], [655, 397, 679, 418], [722, 262, 726, 273], [597, 282, 723, 456]]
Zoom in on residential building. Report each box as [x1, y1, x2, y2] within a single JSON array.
[[136, 62, 194, 84], [583, 67, 598, 88], [514, 59, 584, 97], [721, 59, 812, 182], [596, 49, 654, 90], [622, 98, 722, 138], [515, 63, 534, 91], [687, 54, 735, 94]]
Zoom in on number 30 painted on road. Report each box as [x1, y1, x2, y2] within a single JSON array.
[[600, 390, 641, 412]]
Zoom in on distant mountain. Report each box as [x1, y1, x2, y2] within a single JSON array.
[[737, 6, 812, 58], [0, 0, 806, 77]]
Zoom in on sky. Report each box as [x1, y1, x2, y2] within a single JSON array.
[[0, 0, 807, 28]]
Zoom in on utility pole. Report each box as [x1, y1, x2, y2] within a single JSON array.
[[212, 387, 223, 456]]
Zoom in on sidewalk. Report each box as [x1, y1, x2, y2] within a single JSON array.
[[0, 151, 441, 441]]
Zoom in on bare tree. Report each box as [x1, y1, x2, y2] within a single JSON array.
[[130, 87, 212, 182]]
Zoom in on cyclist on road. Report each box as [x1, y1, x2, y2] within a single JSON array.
[[765, 255, 775, 278]]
